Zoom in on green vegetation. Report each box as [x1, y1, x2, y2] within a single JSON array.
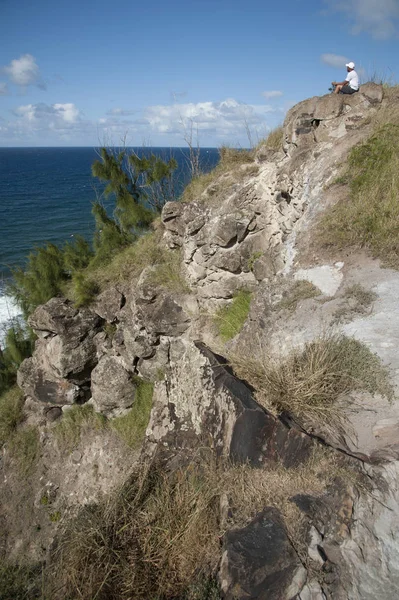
[[0, 323, 34, 395], [8, 149, 178, 318], [54, 404, 106, 451], [111, 381, 154, 448], [0, 386, 39, 474], [8, 425, 40, 475], [276, 280, 320, 312], [9, 237, 93, 318], [54, 383, 154, 451], [0, 562, 42, 600], [0, 386, 24, 445], [215, 290, 252, 342], [319, 124, 399, 267], [247, 251, 263, 272], [231, 334, 394, 427]]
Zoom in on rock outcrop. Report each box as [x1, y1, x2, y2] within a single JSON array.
[[11, 83, 399, 599]]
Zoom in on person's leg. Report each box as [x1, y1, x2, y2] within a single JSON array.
[[340, 85, 356, 95], [334, 84, 343, 94]]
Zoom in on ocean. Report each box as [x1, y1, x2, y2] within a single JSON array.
[[0, 147, 219, 340]]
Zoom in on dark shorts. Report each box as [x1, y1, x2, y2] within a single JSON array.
[[340, 85, 358, 95]]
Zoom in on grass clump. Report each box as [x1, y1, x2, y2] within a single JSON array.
[[319, 124, 399, 267], [48, 464, 221, 600], [333, 284, 377, 323], [0, 386, 24, 445], [8, 425, 40, 475], [147, 248, 191, 294], [0, 562, 42, 600], [276, 280, 320, 312], [111, 381, 154, 448], [231, 334, 393, 427], [181, 146, 256, 204], [257, 126, 284, 151], [215, 290, 252, 342], [54, 404, 106, 451]]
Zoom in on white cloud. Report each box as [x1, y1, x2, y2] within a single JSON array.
[[13, 102, 81, 126], [2, 97, 284, 146], [321, 53, 349, 68], [325, 0, 399, 39], [262, 90, 283, 99], [3, 54, 46, 89], [106, 107, 136, 116], [138, 98, 278, 137], [0, 82, 8, 95]]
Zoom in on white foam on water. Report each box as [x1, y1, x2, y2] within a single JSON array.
[[0, 293, 22, 346]]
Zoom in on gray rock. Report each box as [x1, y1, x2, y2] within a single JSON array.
[[220, 507, 302, 600], [91, 355, 136, 416]]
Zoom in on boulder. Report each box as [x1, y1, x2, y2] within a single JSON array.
[[220, 507, 302, 600], [91, 355, 136, 416], [29, 297, 101, 338], [17, 357, 80, 405], [146, 341, 312, 467]]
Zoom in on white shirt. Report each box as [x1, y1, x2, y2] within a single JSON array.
[[345, 70, 359, 90]]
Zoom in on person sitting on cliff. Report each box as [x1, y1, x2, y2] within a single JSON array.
[[332, 62, 359, 94]]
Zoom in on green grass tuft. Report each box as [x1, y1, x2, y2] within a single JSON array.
[[215, 290, 252, 342], [111, 381, 154, 448], [54, 404, 107, 451], [0, 387, 24, 445], [9, 425, 40, 475]]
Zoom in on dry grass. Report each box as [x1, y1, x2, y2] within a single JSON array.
[[47, 463, 221, 600], [276, 280, 320, 312], [46, 443, 353, 599], [230, 334, 393, 428], [333, 284, 377, 324], [181, 146, 256, 204], [256, 126, 284, 151]]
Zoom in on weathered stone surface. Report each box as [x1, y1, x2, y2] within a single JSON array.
[[91, 355, 136, 416], [93, 287, 125, 322], [29, 297, 101, 337], [360, 82, 384, 104], [313, 94, 344, 121], [18, 357, 80, 405], [146, 340, 311, 467], [220, 507, 302, 600]]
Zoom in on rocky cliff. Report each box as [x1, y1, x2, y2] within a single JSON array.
[[3, 83, 399, 599]]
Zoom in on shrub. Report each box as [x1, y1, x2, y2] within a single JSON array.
[[111, 381, 154, 448], [215, 290, 252, 342], [319, 124, 399, 267], [71, 272, 100, 307], [230, 334, 393, 427], [0, 324, 33, 395]]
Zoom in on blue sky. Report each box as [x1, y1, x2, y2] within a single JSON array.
[[0, 0, 398, 147]]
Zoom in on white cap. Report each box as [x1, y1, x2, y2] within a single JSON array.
[[346, 62, 355, 69]]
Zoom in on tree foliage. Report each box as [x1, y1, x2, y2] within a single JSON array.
[[92, 148, 177, 230], [0, 323, 33, 395], [9, 237, 94, 318]]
